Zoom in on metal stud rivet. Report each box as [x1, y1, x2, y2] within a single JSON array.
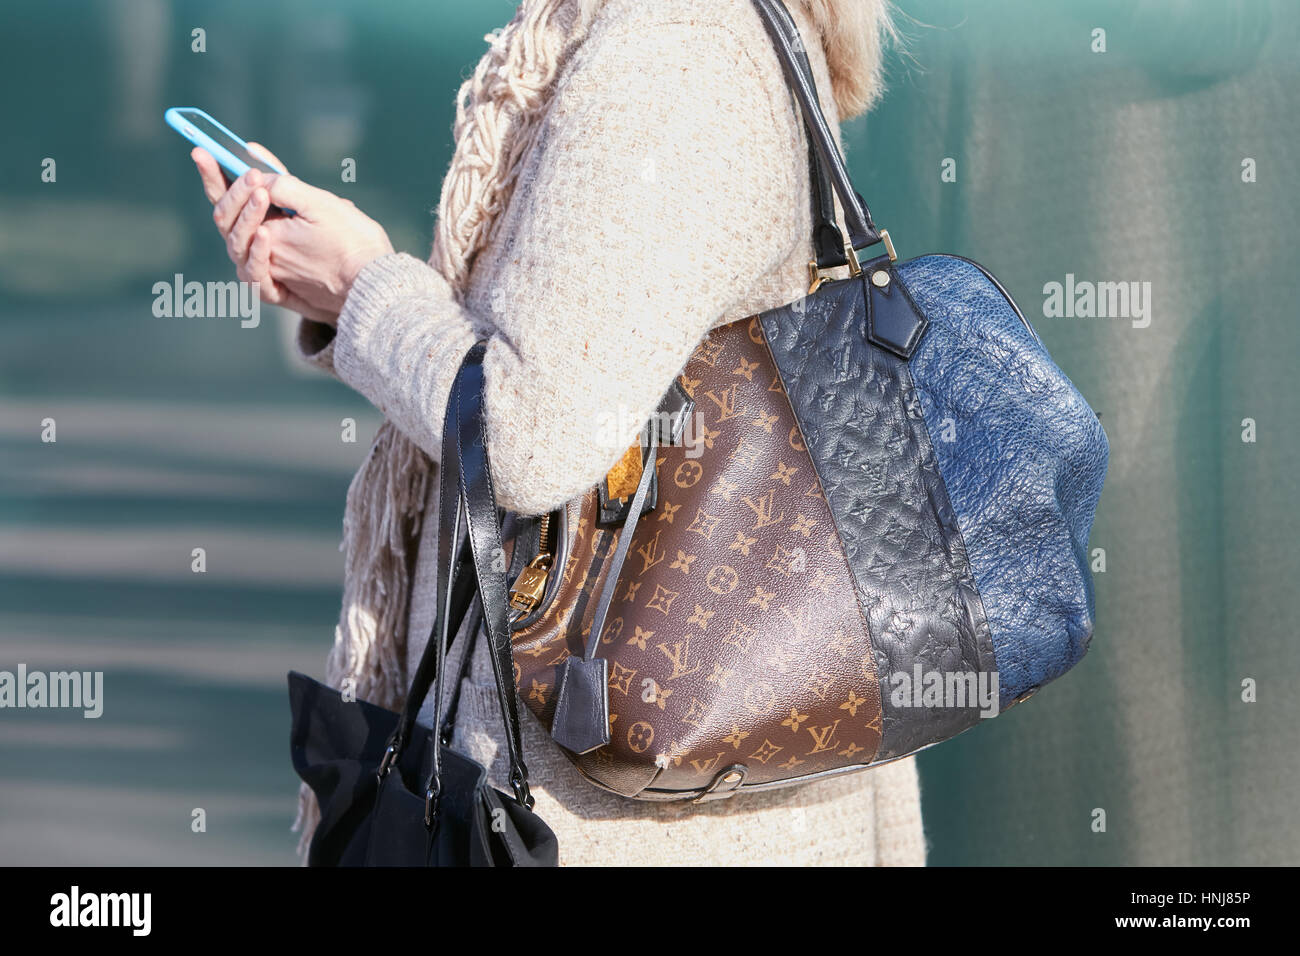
[[871, 270, 890, 288]]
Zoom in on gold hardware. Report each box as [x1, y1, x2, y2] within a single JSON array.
[[844, 241, 863, 278], [806, 228, 896, 292], [1008, 685, 1039, 709], [880, 228, 897, 262], [807, 260, 824, 295], [508, 554, 553, 613], [871, 269, 890, 288]]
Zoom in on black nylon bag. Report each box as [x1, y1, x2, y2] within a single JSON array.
[[288, 674, 555, 866], [289, 344, 557, 867]]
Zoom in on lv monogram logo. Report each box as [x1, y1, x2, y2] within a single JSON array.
[[690, 752, 725, 775], [728, 435, 763, 472], [741, 488, 785, 530], [806, 719, 843, 755], [692, 337, 724, 367], [656, 638, 703, 681], [779, 603, 815, 642], [702, 383, 743, 423], [636, 529, 666, 573], [513, 314, 885, 797]]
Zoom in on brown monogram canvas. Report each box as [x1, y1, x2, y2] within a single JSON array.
[[511, 316, 884, 798]]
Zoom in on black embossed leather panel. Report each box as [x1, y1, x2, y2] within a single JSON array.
[[759, 275, 997, 760]]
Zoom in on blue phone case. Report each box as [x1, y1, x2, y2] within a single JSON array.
[[165, 107, 295, 215]]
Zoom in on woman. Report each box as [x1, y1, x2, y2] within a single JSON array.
[[193, 0, 925, 865]]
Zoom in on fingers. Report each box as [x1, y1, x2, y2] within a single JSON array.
[[212, 167, 269, 234], [242, 225, 272, 284], [191, 148, 229, 204], [227, 186, 271, 266], [243, 226, 337, 326], [240, 226, 338, 327], [214, 169, 319, 230]]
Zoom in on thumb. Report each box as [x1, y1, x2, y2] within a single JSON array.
[[245, 141, 288, 173], [264, 173, 324, 217]]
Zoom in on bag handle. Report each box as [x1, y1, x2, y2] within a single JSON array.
[[791, 35, 848, 270], [431, 343, 533, 809], [380, 343, 535, 825], [751, 0, 894, 268], [387, 521, 473, 755]]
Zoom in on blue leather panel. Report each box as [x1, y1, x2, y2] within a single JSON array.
[[900, 255, 1109, 705]]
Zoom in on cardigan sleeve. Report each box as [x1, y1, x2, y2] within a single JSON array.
[[324, 16, 803, 516]]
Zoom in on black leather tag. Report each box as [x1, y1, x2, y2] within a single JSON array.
[[862, 257, 928, 359], [550, 656, 610, 754]]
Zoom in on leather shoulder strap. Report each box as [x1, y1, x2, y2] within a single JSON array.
[[445, 343, 534, 807], [791, 36, 848, 269], [390, 344, 536, 813], [752, 0, 884, 254]]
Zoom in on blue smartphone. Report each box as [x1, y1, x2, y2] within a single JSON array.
[[166, 106, 294, 213]]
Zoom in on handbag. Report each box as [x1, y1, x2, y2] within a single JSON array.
[[498, 0, 1110, 800], [289, 344, 558, 866]]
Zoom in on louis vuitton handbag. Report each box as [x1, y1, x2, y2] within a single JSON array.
[[498, 0, 1110, 801]]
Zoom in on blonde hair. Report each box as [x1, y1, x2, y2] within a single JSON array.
[[800, 0, 898, 119]]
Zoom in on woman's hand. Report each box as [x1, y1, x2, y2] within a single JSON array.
[[192, 143, 395, 326]]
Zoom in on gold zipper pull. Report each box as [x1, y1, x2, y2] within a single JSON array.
[[509, 553, 553, 614]]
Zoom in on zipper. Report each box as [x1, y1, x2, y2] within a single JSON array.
[[508, 512, 556, 618], [537, 512, 554, 555]]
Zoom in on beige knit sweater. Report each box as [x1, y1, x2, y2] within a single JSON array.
[[300, 0, 925, 866]]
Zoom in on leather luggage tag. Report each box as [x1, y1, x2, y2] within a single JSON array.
[[550, 657, 610, 754], [554, 381, 689, 754], [861, 256, 928, 359]]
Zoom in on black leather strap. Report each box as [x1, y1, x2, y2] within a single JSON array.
[[391, 514, 474, 760], [439, 596, 481, 745], [446, 343, 533, 807], [424, 438, 465, 821], [752, 0, 883, 253], [793, 49, 848, 269], [384, 343, 535, 817], [808, 139, 848, 269]]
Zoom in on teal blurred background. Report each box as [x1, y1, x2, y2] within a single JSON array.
[[1, 0, 1295, 865]]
